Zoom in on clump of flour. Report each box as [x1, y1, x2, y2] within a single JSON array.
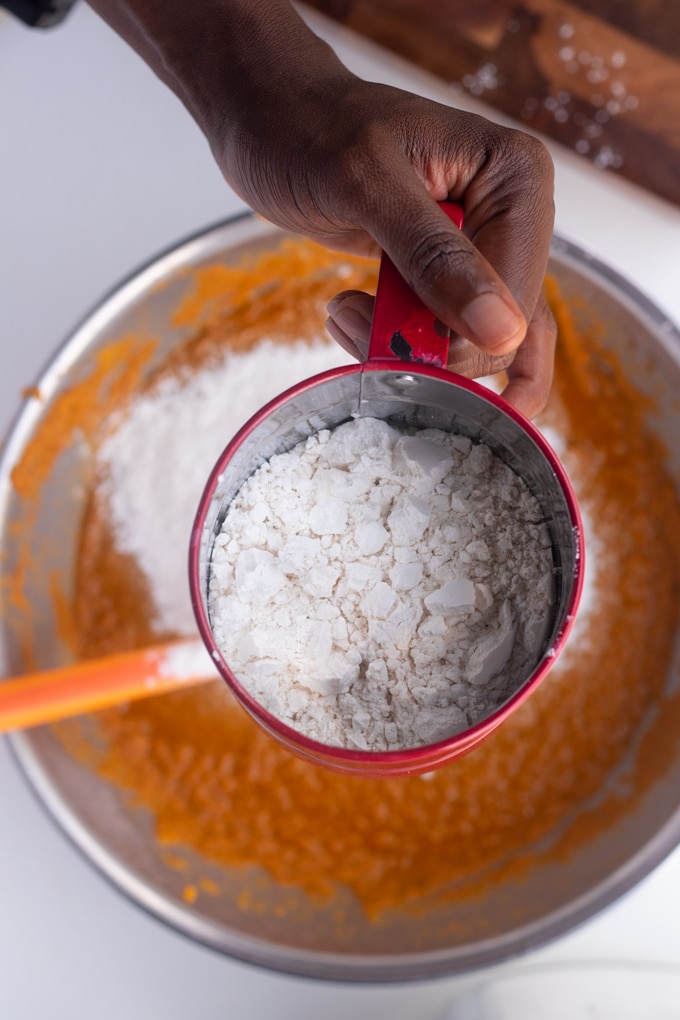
[[209, 417, 555, 751], [96, 338, 351, 634]]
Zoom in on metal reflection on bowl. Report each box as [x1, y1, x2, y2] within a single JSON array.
[[1, 215, 680, 981]]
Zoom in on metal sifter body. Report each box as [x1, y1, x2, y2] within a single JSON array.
[[189, 205, 584, 777]]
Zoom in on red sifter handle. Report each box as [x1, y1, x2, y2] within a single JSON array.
[[368, 202, 464, 368]]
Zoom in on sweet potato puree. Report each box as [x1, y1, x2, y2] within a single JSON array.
[[17, 237, 680, 921]]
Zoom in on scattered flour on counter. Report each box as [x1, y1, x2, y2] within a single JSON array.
[[209, 417, 556, 751], [96, 338, 351, 634]]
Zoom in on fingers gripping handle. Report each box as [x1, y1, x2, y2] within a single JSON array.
[[368, 202, 464, 367]]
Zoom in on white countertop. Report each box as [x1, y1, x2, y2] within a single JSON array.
[[2, 5, 680, 1018]]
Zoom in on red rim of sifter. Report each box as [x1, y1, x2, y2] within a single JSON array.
[[189, 204, 584, 777]]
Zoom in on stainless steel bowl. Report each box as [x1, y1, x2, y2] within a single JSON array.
[[2, 214, 680, 982]]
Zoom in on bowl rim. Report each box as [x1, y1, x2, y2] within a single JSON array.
[[3, 211, 680, 982]]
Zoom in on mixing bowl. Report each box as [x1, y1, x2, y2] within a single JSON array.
[[1, 213, 680, 981]]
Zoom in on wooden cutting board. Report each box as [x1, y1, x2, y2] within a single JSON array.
[[307, 0, 680, 207]]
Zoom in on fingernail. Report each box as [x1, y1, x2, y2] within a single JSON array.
[[461, 293, 524, 350], [331, 303, 372, 339], [325, 318, 370, 362], [354, 336, 369, 358]]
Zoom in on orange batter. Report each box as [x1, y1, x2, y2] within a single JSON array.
[[12, 237, 680, 922]]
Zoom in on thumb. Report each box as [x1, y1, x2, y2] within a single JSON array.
[[367, 191, 528, 355]]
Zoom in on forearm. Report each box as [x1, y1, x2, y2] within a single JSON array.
[[86, 0, 352, 145], [87, 0, 556, 417]]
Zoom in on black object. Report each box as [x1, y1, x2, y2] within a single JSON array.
[[1, 0, 78, 27]]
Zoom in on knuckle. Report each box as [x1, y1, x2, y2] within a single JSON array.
[[491, 130, 555, 206], [507, 129, 554, 176], [523, 133, 554, 174], [407, 231, 476, 292]]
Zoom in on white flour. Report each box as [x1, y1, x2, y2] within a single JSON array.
[[208, 417, 555, 751], [97, 338, 351, 634], [95, 336, 589, 749]]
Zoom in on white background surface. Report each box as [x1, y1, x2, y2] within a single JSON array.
[[2, 5, 680, 1018]]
